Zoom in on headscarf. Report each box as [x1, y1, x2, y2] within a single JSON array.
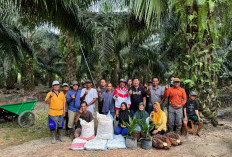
[[134, 103, 149, 123], [152, 102, 163, 125], [118, 102, 131, 125]]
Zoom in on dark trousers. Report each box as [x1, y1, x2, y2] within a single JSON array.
[[64, 112, 69, 130]]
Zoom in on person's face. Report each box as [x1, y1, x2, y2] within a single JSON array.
[[107, 83, 112, 91], [86, 82, 92, 88], [189, 95, 196, 100], [133, 79, 139, 87], [170, 77, 175, 81], [139, 105, 144, 111], [152, 78, 159, 86], [174, 81, 180, 88], [82, 83, 86, 88], [53, 84, 60, 91], [120, 82, 125, 88], [100, 80, 106, 87], [62, 86, 69, 91], [72, 84, 78, 91], [121, 103, 126, 110], [153, 103, 159, 112], [148, 83, 152, 86], [128, 80, 132, 85], [81, 103, 87, 111]]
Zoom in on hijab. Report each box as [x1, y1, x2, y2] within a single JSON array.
[[134, 103, 149, 123], [152, 102, 163, 125], [119, 102, 131, 124]]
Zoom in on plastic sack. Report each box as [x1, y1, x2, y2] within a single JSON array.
[[84, 139, 108, 151], [96, 112, 114, 140], [70, 138, 87, 150], [107, 135, 126, 149], [79, 119, 95, 139]]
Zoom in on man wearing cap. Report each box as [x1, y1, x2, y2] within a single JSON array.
[[62, 83, 69, 135], [66, 81, 81, 137], [146, 77, 165, 114], [113, 79, 131, 117], [80, 79, 98, 114], [45, 80, 66, 144], [97, 79, 107, 114], [161, 78, 187, 133], [183, 91, 203, 137]]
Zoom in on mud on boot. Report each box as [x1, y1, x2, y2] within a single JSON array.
[[57, 128, 65, 142], [51, 130, 56, 144]]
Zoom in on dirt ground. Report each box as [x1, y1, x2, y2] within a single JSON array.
[[1, 101, 232, 157]]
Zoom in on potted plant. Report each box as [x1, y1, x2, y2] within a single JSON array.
[[122, 116, 138, 149], [139, 120, 155, 150]]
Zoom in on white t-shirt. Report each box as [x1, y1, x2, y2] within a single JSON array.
[[81, 88, 98, 113]]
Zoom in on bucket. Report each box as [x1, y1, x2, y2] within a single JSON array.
[[141, 138, 152, 150], [126, 136, 137, 149]]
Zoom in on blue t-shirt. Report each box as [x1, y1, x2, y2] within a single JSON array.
[[66, 89, 81, 112]]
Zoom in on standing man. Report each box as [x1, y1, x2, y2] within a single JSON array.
[[146, 77, 165, 114], [129, 78, 146, 117], [80, 81, 86, 90], [45, 80, 66, 144], [161, 78, 187, 133], [127, 79, 132, 88], [165, 76, 175, 90], [62, 83, 69, 135], [98, 79, 107, 114], [80, 79, 98, 115], [66, 81, 81, 137], [144, 80, 152, 112], [113, 79, 131, 117], [98, 82, 115, 117]]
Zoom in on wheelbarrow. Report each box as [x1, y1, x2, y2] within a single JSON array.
[[0, 100, 37, 128]]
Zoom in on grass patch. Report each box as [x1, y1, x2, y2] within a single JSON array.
[[0, 111, 49, 148]]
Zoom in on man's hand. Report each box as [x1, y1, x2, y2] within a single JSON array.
[[97, 87, 101, 93], [115, 93, 118, 98], [148, 86, 152, 90], [129, 89, 133, 96], [165, 84, 169, 90], [79, 108, 83, 114], [84, 90, 88, 96], [50, 92, 54, 98], [199, 117, 203, 122], [152, 130, 159, 135], [144, 84, 147, 88], [63, 112, 66, 117], [184, 117, 187, 122], [71, 94, 75, 99]]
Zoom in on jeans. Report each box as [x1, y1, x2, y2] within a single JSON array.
[[115, 126, 128, 136]]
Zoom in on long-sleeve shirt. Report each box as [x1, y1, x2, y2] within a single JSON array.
[[149, 112, 167, 131], [113, 86, 131, 109], [66, 89, 81, 112], [163, 86, 187, 108]]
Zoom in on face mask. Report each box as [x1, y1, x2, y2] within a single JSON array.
[[171, 81, 173, 85]]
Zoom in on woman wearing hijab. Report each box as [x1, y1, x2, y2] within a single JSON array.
[[149, 102, 167, 135], [115, 102, 131, 136], [134, 102, 149, 124]]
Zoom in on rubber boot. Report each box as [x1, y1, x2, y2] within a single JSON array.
[[51, 130, 56, 144], [176, 128, 181, 134], [57, 128, 65, 142]]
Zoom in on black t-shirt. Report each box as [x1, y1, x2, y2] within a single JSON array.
[[184, 99, 199, 116], [130, 86, 146, 111]]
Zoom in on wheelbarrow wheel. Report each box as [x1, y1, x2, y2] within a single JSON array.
[[18, 111, 35, 128]]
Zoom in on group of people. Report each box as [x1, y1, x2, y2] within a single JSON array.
[[45, 77, 204, 144]]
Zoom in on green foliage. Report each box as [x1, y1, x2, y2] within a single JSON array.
[[122, 116, 138, 136], [139, 120, 154, 139]]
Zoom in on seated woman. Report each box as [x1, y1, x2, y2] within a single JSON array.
[[134, 102, 149, 124], [115, 102, 131, 136], [149, 102, 167, 135]]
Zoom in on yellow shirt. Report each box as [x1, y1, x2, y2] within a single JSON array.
[[45, 91, 66, 116], [149, 111, 167, 131]]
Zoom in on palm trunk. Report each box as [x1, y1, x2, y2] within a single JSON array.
[[22, 55, 35, 91], [110, 57, 119, 87], [176, 0, 219, 123]]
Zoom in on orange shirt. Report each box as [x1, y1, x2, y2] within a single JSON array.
[[163, 87, 187, 107], [45, 91, 66, 116]]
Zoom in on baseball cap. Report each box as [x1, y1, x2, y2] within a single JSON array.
[[148, 80, 152, 83], [85, 79, 92, 83], [72, 81, 79, 86], [52, 80, 60, 86], [190, 91, 197, 96], [62, 83, 69, 87], [174, 78, 180, 82], [119, 79, 127, 83]]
